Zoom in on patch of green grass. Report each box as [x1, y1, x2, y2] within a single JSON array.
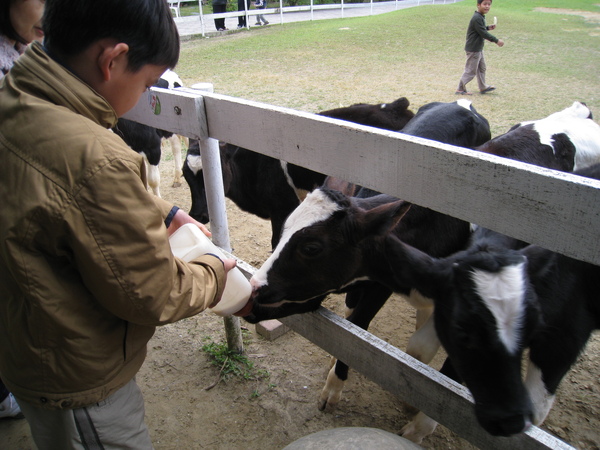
[[201, 332, 270, 391], [202, 341, 259, 380], [178, 0, 599, 136]]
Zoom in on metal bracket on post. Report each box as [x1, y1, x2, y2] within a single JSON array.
[[191, 82, 244, 354]]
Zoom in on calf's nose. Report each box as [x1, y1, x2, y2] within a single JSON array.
[[477, 410, 533, 437]]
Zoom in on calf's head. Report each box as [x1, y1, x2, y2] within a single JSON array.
[[244, 188, 409, 323], [384, 235, 542, 437]]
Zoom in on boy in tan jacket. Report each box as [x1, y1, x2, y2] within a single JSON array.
[[0, 0, 236, 447]]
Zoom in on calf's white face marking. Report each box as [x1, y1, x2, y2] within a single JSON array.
[[471, 262, 526, 354], [251, 190, 341, 288]]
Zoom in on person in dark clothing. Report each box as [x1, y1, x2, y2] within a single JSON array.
[[213, 0, 228, 31], [237, 0, 249, 28], [456, 0, 504, 95]]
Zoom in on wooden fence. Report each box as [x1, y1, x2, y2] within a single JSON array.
[[123, 85, 599, 448]]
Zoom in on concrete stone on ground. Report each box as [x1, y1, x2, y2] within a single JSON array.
[[255, 319, 290, 340]]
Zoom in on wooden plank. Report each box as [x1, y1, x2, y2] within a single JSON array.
[[196, 91, 600, 265], [280, 308, 574, 450], [124, 86, 600, 262], [122, 87, 208, 139]]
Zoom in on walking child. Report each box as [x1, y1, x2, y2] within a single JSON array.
[[254, 0, 269, 26], [456, 0, 504, 95]]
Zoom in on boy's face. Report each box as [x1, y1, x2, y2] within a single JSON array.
[[477, 0, 492, 15], [105, 64, 169, 117]]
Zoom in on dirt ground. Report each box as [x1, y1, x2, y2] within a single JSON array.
[[3, 143, 599, 450]]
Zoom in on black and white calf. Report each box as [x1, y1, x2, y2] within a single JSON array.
[[114, 70, 185, 197], [383, 163, 600, 438], [182, 97, 416, 248], [243, 100, 600, 442], [244, 101, 490, 432], [243, 187, 472, 445], [245, 99, 490, 324], [246, 187, 468, 322], [401, 99, 491, 149], [476, 101, 600, 171], [183, 139, 317, 249]]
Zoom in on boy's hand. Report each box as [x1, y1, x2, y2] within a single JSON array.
[[222, 258, 237, 273], [488, 24, 496, 31], [167, 208, 212, 238], [209, 258, 238, 308], [497, 39, 505, 47]]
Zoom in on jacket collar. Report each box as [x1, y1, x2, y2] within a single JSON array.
[[11, 41, 118, 129]]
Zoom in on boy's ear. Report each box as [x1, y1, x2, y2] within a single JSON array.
[[98, 42, 130, 82]]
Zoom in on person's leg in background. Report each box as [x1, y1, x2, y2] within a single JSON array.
[[457, 51, 482, 94], [213, 3, 227, 30]]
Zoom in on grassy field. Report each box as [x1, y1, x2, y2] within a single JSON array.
[[176, 0, 599, 136]]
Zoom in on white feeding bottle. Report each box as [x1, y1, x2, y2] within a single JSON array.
[[169, 223, 252, 316]]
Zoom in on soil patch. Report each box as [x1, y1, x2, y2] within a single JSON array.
[[535, 7, 600, 35]]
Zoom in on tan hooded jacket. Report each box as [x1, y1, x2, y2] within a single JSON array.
[[0, 42, 226, 409]]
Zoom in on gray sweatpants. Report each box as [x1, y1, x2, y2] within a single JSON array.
[[16, 378, 153, 449], [457, 51, 487, 92]]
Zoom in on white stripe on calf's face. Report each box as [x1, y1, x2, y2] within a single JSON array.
[[471, 262, 526, 355], [250, 189, 342, 288]]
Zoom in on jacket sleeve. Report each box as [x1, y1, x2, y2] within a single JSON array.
[[66, 146, 226, 326], [473, 14, 498, 43], [152, 195, 176, 221]]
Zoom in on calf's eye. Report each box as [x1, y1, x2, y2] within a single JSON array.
[[298, 241, 323, 258]]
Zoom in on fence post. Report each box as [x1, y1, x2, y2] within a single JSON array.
[[197, 0, 206, 37], [191, 82, 245, 354]]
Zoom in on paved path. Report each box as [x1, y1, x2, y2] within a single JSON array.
[[175, 0, 461, 38]]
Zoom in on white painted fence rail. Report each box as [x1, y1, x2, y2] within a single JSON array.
[[185, 0, 460, 36], [123, 86, 596, 448]]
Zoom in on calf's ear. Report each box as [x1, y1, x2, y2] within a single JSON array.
[[521, 245, 554, 279], [361, 200, 412, 237]]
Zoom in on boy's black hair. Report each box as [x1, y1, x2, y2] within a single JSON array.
[[0, 0, 28, 44], [43, 0, 179, 71], [477, 0, 490, 4]]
